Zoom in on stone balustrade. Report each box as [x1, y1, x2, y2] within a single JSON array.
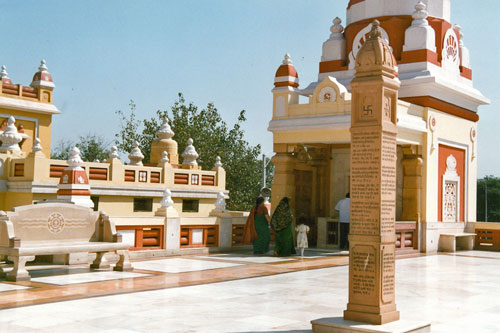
[[2, 152, 225, 190]]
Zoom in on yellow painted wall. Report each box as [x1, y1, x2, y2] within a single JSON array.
[[0, 108, 52, 157], [422, 108, 476, 223]]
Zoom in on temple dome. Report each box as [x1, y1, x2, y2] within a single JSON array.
[[31, 59, 55, 89], [274, 54, 299, 88]]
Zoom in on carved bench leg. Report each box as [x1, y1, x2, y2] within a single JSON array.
[[90, 252, 110, 270], [0, 265, 8, 279], [114, 250, 133, 272], [6, 256, 35, 282]]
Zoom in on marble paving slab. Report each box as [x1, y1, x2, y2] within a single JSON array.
[[132, 258, 243, 273], [448, 250, 500, 259], [0, 283, 31, 292], [197, 254, 295, 263], [31, 271, 150, 285]]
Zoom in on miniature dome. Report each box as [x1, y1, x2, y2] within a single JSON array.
[[31, 59, 55, 88], [355, 20, 396, 77], [274, 53, 299, 88]]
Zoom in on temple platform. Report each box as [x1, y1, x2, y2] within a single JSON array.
[[0, 250, 499, 332]]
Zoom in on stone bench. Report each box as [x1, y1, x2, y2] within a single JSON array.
[[0, 203, 132, 281], [438, 232, 476, 252]]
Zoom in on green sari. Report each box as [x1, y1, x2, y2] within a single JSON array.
[[253, 210, 270, 254], [271, 198, 296, 257]]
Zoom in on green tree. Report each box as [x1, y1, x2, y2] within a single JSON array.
[[477, 176, 500, 222], [51, 134, 110, 162], [115, 93, 274, 211]]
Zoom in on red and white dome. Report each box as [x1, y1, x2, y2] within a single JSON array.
[[274, 54, 299, 88], [31, 59, 55, 89]]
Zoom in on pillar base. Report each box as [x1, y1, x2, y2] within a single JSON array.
[[311, 316, 430, 333], [344, 309, 400, 325]]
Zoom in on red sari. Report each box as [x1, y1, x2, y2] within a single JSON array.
[[242, 207, 258, 245]]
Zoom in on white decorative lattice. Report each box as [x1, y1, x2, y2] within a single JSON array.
[[443, 182, 457, 222], [442, 154, 460, 222]]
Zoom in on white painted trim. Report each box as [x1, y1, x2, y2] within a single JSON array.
[[397, 113, 427, 133], [275, 76, 299, 84], [272, 86, 300, 93], [268, 115, 351, 133], [57, 184, 91, 190], [0, 113, 39, 138], [30, 80, 55, 89], [0, 96, 60, 115]]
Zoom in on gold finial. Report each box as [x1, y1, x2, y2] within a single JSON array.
[[369, 20, 382, 40]]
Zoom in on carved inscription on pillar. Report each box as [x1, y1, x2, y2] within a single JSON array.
[[351, 130, 380, 235], [381, 132, 397, 234], [381, 244, 395, 303], [351, 245, 376, 302]]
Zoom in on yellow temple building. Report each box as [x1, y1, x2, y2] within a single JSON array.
[[269, 0, 489, 253], [0, 61, 243, 256]]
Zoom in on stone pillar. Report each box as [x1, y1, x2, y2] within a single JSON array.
[[401, 145, 423, 222], [344, 21, 400, 325], [271, 152, 295, 214]]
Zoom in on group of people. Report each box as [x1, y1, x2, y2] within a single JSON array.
[[242, 196, 297, 256], [243, 193, 351, 256]]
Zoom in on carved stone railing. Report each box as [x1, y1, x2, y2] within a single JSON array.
[[3, 153, 225, 191]]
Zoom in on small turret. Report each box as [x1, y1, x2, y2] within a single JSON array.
[[31, 59, 54, 103], [150, 118, 179, 165], [56, 147, 94, 208], [274, 53, 299, 88]]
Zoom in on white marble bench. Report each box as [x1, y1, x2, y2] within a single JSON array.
[[0, 203, 132, 281], [438, 233, 476, 252]]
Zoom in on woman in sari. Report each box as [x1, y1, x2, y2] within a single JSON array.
[[271, 197, 296, 257], [242, 196, 271, 254]]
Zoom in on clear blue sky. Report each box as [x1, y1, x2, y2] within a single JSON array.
[[1, 0, 497, 177]]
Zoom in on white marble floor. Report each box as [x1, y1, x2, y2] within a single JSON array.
[[0, 283, 30, 292], [196, 254, 294, 264], [2, 251, 500, 332], [132, 257, 243, 273], [30, 271, 150, 285]]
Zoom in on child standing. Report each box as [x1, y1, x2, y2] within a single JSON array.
[[295, 224, 310, 257]]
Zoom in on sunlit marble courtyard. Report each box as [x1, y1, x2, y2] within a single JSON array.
[[1, 250, 499, 332]]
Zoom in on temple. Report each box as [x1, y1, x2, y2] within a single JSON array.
[[269, 0, 489, 253], [0, 61, 239, 256]]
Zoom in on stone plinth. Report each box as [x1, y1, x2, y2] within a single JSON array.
[[312, 317, 431, 333]]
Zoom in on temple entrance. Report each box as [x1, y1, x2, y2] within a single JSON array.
[[294, 170, 316, 246]]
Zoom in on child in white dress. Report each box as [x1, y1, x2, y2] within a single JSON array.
[[295, 224, 310, 257]]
